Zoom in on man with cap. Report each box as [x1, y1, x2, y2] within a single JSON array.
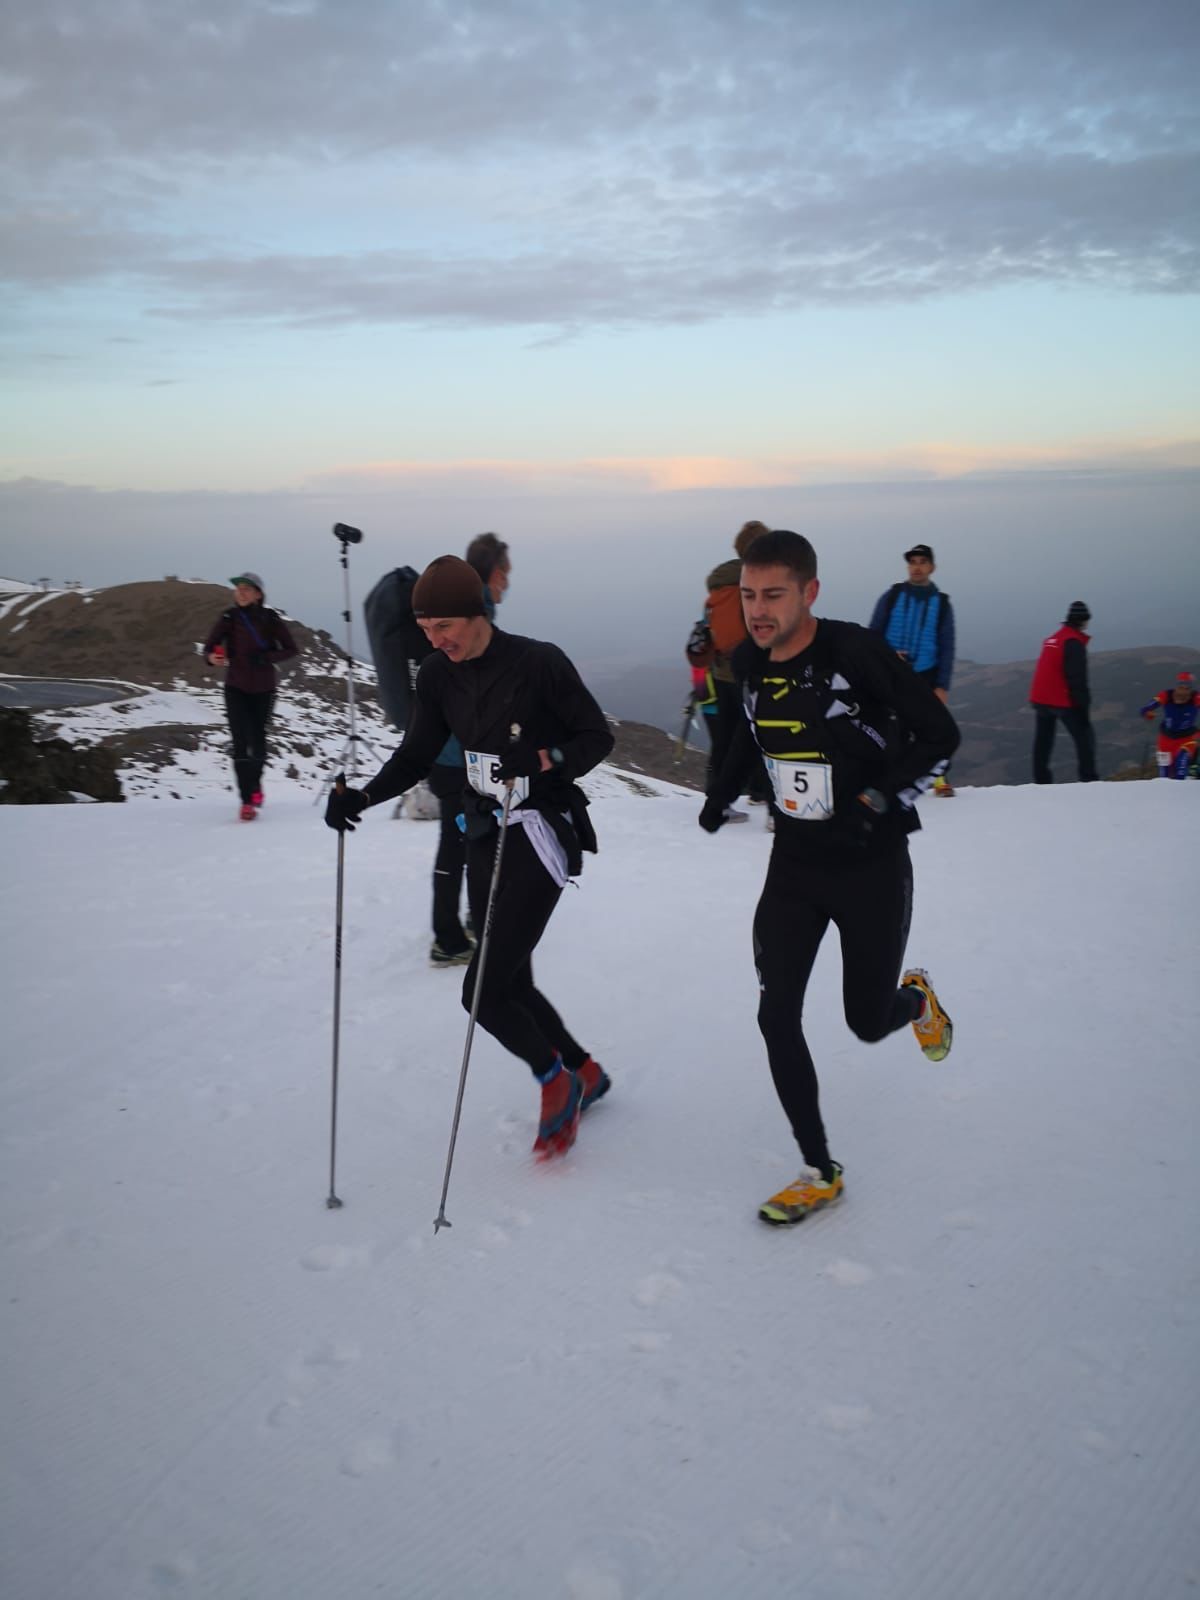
[[868, 544, 957, 794], [324, 555, 615, 1161], [1029, 601, 1098, 784], [204, 574, 298, 820], [1138, 670, 1200, 779]]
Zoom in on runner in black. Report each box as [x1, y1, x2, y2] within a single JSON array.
[[699, 530, 959, 1223], [325, 555, 615, 1160]]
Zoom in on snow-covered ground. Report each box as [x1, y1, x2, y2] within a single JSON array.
[[2, 780, 1197, 1599], [15, 662, 391, 800]]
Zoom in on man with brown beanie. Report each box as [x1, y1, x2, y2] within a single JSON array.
[[1029, 601, 1098, 784], [325, 555, 615, 1161]]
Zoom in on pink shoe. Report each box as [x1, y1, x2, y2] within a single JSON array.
[[251, 790, 264, 808], [239, 804, 257, 821]]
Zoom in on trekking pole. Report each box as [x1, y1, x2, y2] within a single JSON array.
[[433, 725, 521, 1233], [326, 773, 348, 1209], [675, 691, 697, 761]]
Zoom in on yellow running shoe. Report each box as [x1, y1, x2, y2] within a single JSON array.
[[758, 1162, 844, 1226], [902, 967, 953, 1061]]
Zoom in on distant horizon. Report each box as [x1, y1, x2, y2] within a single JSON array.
[[2, 459, 1197, 672]]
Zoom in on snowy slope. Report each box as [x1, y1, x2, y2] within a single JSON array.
[[1, 781, 1197, 1600]]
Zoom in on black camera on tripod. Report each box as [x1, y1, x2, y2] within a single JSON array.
[[332, 522, 363, 546]]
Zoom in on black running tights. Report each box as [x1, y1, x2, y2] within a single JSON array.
[[752, 843, 922, 1176], [462, 823, 588, 1079], [223, 687, 274, 803]]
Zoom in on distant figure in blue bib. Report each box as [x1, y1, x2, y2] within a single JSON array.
[[1138, 670, 1200, 779]]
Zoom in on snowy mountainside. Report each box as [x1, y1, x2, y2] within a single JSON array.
[[1, 779, 1197, 1599], [0, 576, 701, 798]]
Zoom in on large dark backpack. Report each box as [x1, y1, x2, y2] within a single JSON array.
[[362, 566, 431, 731]]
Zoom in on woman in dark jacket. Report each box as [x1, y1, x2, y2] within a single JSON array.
[[203, 572, 298, 819]]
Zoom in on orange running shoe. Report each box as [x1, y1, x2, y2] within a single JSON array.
[[758, 1163, 845, 1225], [902, 967, 953, 1061]]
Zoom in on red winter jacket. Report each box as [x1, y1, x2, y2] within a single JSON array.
[[1029, 625, 1091, 711]]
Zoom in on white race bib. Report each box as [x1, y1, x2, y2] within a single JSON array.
[[464, 750, 530, 805], [764, 756, 833, 820]]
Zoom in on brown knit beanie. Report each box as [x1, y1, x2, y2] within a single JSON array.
[[411, 555, 487, 618]]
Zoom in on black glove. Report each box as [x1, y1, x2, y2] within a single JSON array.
[[698, 798, 727, 833], [494, 740, 543, 780], [325, 785, 370, 833], [841, 788, 887, 849]]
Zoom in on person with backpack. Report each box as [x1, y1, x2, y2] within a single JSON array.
[[868, 543, 957, 794], [203, 573, 298, 820], [692, 520, 771, 818], [699, 529, 958, 1225], [362, 536, 512, 966], [1138, 670, 1200, 778], [327, 555, 614, 1162], [1029, 602, 1098, 784]]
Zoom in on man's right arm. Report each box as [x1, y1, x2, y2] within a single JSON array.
[[359, 659, 454, 807]]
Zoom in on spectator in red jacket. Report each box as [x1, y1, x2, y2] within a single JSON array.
[[1029, 601, 1098, 784]]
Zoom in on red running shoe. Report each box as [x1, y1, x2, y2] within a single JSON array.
[[239, 803, 257, 821], [251, 790, 264, 808], [533, 1059, 582, 1160], [577, 1056, 612, 1113]]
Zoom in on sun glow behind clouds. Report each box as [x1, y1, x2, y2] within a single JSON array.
[[308, 436, 1200, 496]]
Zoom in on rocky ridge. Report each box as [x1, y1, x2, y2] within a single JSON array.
[[0, 578, 704, 800]]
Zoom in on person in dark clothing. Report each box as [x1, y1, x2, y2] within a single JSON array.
[[699, 530, 959, 1225], [425, 534, 512, 967], [203, 573, 298, 820], [1029, 601, 1098, 784], [325, 555, 615, 1161]]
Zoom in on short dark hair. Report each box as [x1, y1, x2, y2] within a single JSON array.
[[742, 529, 817, 584], [465, 531, 510, 583]]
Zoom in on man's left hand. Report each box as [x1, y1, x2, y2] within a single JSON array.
[[933, 687, 949, 704], [494, 741, 547, 780]]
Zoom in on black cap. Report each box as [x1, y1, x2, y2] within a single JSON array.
[[1066, 601, 1091, 627], [904, 544, 934, 563]]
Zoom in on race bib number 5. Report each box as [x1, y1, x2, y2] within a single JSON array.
[[764, 756, 833, 820], [465, 750, 530, 805]]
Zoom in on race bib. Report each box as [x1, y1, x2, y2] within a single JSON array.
[[464, 750, 530, 805], [764, 756, 833, 820]]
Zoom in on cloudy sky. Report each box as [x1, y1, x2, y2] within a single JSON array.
[[2, 0, 1197, 665]]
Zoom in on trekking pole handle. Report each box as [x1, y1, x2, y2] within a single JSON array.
[[505, 722, 521, 788]]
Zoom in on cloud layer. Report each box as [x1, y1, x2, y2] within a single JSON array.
[[4, 0, 1197, 329]]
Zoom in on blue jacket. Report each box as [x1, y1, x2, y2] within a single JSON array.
[[868, 582, 955, 690]]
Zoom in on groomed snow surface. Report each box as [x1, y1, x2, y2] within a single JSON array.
[[2, 780, 1197, 1600]]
